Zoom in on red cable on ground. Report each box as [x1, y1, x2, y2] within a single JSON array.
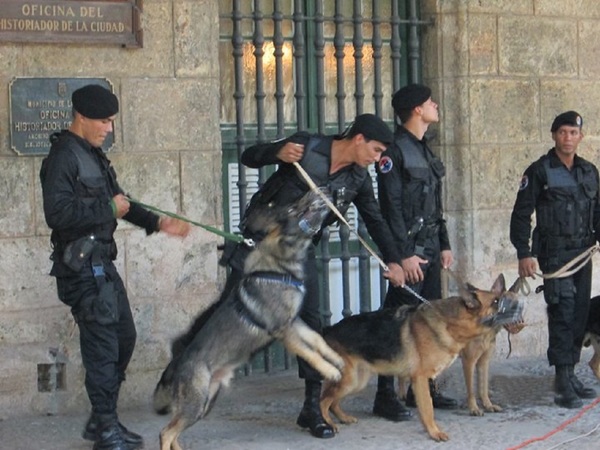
[[506, 397, 600, 450]]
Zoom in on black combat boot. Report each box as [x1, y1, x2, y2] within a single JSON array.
[[92, 413, 131, 450], [372, 376, 412, 421], [405, 379, 458, 409], [296, 380, 335, 439], [567, 365, 597, 399], [83, 412, 144, 449], [554, 365, 583, 408]]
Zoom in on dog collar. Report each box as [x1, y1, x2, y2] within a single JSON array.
[[246, 271, 305, 290], [235, 273, 304, 334]]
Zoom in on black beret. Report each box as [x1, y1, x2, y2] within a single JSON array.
[[392, 83, 432, 112], [550, 110, 583, 132], [72, 84, 119, 119], [347, 113, 393, 146]]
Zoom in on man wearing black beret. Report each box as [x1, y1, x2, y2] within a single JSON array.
[[375, 84, 458, 418], [510, 110, 599, 408], [40, 84, 190, 449]]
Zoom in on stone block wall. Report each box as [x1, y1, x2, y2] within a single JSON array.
[[421, 0, 600, 359], [0, 0, 224, 417]]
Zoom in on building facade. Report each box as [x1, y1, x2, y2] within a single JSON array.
[[1, 0, 599, 416]]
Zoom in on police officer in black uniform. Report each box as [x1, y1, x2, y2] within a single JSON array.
[[376, 84, 458, 412], [222, 114, 408, 438], [40, 85, 190, 450], [510, 110, 600, 408]]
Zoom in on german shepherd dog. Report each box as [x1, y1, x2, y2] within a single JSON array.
[[319, 274, 524, 442], [584, 295, 600, 380], [153, 191, 344, 450], [459, 277, 526, 416]]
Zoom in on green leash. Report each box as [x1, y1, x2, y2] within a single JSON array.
[[126, 197, 253, 246]]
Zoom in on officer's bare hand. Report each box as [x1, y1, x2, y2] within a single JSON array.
[[518, 257, 537, 279], [383, 262, 405, 287], [159, 217, 191, 238], [277, 142, 304, 163], [440, 249, 453, 270], [402, 255, 428, 284], [112, 194, 130, 218]]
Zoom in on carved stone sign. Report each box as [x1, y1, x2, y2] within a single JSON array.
[[0, 0, 143, 47], [9, 77, 115, 156]]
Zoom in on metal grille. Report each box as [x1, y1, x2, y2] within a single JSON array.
[[218, 0, 430, 373]]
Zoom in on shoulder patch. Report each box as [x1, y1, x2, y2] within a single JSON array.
[[519, 175, 528, 191], [379, 156, 393, 174]]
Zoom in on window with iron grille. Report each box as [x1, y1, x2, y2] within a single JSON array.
[[218, 0, 428, 372]]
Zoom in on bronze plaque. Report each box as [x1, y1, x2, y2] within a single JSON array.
[[0, 0, 143, 47], [9, 77, 116, 156]]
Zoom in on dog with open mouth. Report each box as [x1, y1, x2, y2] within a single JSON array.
[[153, 191, 344, 450]]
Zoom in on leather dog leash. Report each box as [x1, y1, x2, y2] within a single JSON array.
[[293, 162, 432, 307], [535, 244, 599, 279], [292, 162, 388, 271]]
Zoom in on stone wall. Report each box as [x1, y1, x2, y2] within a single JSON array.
[[0, 0, 224, 417], [421, 0, 600, 359]]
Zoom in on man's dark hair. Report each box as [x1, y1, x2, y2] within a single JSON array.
[[343, 113, 393, 146]]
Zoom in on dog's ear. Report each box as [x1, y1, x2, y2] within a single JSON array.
[[460, 283, 481, 310], [508, 277, 523, 294], [491, 274, 506, 296]]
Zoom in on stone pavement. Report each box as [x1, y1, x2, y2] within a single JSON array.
[[1, 352, 599, 450]]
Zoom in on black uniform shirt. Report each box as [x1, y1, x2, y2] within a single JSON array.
[[510, 148, 600, 259], [241, 132, 402, 264], [376, 126, 451, 259], [40, 130, 160, 258]]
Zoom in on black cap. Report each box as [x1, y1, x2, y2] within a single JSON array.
[[346, 113, 393, 146], [550, 110, 583, 132], [72, 84, 119, 119], [391, 83, 432, 113]]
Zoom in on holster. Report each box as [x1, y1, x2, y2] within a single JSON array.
[[62, 235, 97, 272], [74, 246, 119, 325], [413, 220, 440, 256]]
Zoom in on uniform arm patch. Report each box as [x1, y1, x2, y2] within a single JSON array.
[[519, 175, 528, 191], [379, 156, 393, 174]]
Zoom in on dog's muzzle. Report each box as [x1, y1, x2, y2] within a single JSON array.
[[297, 194, 329, 236], [481, 295, 525, 327]]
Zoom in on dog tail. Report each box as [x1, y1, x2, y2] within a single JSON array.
[[153, 358, 177, 415]]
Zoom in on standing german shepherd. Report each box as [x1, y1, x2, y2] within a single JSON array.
[[584, 295, 600, 380], [459, 277, 525, 416], [153, 191, 344, 450], [320, 274, 524, 442]]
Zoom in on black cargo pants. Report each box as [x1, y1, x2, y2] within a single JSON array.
[[56, 260, 136, 414], [539, 250, 592, 367]]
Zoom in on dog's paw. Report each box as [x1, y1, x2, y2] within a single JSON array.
[[322, 367, 342, 382], [338, 414, 358, 425], [428, 429, 449, 442], [469, 407, 484, 417], [483, 403, 503, 413], [332, 355, 345, 371], [321, 349, 344, 371]]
